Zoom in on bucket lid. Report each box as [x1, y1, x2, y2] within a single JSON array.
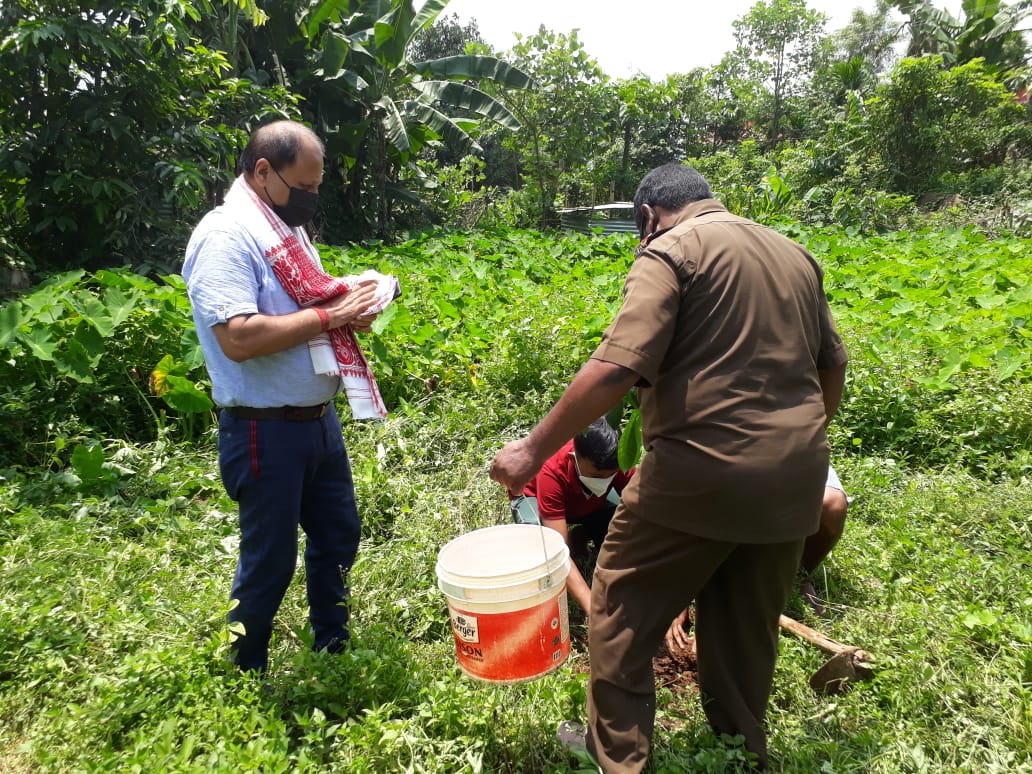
[[436, 524, 570, 588]]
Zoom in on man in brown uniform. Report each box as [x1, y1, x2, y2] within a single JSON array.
[[490, 163, 847, 771]]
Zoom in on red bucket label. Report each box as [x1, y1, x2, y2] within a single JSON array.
[[448, 588, 570, 684]]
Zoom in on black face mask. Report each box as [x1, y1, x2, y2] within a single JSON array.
[[267, 167, 319, 227]]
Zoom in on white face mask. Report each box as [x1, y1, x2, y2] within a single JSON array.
[[573, 453, 616, 497]]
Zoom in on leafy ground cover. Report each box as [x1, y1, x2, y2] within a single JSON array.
[[0, 226, 1030, 772]]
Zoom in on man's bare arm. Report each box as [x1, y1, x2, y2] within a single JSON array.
[[490, 359, 640, 492], [213, 284, 377, 362]]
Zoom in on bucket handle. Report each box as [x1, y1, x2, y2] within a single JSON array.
[[537, 522, 556, 589]]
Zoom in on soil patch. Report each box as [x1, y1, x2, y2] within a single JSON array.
[[653, 634, 698, 692]]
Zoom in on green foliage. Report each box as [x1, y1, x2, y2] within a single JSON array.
[[408, 12, 484, 63], [0, 270, 207, 468], [770, 463, 1032, 773], [689, 140, 781, 212], [919, 157, 1032, 237], [597, 221, 1032, 474], [281, 0, 531, 240], [812, 186, 916, 234], [0, 0, 295, 275], [804, 224, 1032, 474], [865, 56, 1029, 195], [1, 227, 1032, 771], [5, 224, 1031, 480], [318, 228, 631, 417], [826, 4, 899, 85], [414, 154, 499, 229], [1, 385, 1030, 771], [598, 75, 706, 202], [731, 0, 830, 145], [899, 0, 1032, 75], [496, 27, 613, 225], [617, 404, 642, 472], [4, 0, 1031, 267]]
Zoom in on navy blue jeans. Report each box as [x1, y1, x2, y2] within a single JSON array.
[[218, 406, 361, 672]]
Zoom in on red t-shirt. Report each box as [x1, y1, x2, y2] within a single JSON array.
[[523, 439, 635, 523]]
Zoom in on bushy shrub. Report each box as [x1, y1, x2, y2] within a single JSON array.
[[687, 141, 778, 212], [0, 271, 206, 469], [4, 226, 1029, 480], [803, 184, 916, 234], [864, 56, 1029, 196]]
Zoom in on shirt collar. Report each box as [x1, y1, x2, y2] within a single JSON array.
[[639, 199, 728, 250]]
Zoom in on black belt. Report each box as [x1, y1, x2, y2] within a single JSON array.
[[225, 403, 330, 421]]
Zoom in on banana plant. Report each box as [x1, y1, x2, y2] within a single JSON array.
[[897, 0, 1032, 75], [298, 0, 532, 235]]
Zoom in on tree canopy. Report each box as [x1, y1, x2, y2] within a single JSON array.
[[1, 0, 1031, 278]]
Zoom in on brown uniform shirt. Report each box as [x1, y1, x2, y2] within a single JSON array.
[[592, 200, 848, 542]]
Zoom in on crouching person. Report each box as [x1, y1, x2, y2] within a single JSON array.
[[509, 418, 635, 616]]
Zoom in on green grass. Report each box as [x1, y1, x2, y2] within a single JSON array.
[[1, 225, 1030, 771], [1, 402, 1029, 772]]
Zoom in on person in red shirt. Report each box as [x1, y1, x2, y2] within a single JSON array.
[[510, 418, 635, 615]]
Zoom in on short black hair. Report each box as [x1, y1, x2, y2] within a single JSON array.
[[573, 417, 621, 470], [238, 120, 324, 175], [633, 163, 712, 234]]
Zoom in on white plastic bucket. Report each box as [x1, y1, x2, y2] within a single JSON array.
[[436, 524, 571, 684]]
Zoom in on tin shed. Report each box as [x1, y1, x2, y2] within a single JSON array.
[[558, 202, 637, 236]]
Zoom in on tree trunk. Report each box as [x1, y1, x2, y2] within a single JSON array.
[[619, 121, 632, 201]]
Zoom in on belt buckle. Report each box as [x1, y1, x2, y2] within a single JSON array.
[[282, 403, 328, 420], [283, 405, 306, 421]]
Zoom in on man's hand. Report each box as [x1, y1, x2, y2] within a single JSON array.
[[213, 282, 381, 362], [490, 438, 544, 494], [350, 309, 380, 333], [664, 607, 692, 652], [320, 283, 378, 330], [490, 360, 639, 493]]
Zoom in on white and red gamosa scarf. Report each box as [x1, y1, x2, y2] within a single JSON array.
[[223, 176, 400, 420]]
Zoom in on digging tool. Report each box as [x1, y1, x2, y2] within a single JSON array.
[[778, 614, 874, 694]]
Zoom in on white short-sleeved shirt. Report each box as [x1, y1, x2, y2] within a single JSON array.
[[182, 208, 341, 408]]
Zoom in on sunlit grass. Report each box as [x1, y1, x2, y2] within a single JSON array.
[[1, 226, 1030, 771]]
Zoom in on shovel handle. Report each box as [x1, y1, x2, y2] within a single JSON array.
[[779, 614, 852, 655]]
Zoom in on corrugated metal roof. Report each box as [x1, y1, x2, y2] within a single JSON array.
[[557, 202, 634, 213], [559, 202, 636, 236]]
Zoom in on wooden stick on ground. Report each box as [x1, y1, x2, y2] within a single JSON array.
[[779, 614, 875, 694]]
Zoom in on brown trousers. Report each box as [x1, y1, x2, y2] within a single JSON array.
[[586, 507, 804, 772]]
